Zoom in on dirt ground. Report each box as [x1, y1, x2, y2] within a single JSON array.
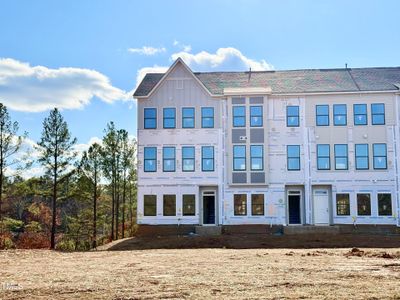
[[1, 245, 400, 299]]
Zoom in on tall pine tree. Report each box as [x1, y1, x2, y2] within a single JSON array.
[[37, 108, 76, 249]]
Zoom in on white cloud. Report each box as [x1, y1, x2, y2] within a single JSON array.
[[171, 47, 273, 71], [128, 46, 166, 56], [73, 136, 103, 154], [172, 40, 192, 53], [135, 65, 168, 89], [0, 58, 129, 112]]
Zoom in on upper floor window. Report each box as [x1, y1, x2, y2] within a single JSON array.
[[163, 194, 176, 216], [162, 147, 176, 172], [233, 145, 246, 171], [234, 194, 247, 215], [201, 107, 214, 128], [317, 144, 330, 170], [201, 146, 214, 171], [182, 108, 195, 128], [378, 193, 392, 216], [357, 193, 371, 216], [373, 143, 387, 169], [354, 104, 367, 125], [371, 103, 385, 125], [144, 108, 157, 129], [182, 146, 195, 172], [316, 105, 329, 126], [287, 106, 299, 127], [334, 144, 348, 170], [287, 145, 300, 171], [333, 104, 347, 126], [355, 144, 369, 170], [144, 147, 157, 172], [250, 106, 263, 127], [233, 106, 246, 127], [250, 145, 263, 171], [143, 195, 157, 216], [163, 108, 176, 129], [336, 194, 350, 216]]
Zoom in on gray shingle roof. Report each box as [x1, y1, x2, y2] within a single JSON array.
[[133, 67, 400, 97]]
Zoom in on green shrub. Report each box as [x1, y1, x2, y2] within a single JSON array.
[[0, 233, 15, 249], [1, 217, 24, 232], [25, 221, 42, 233], [56, 239, 75, 251]]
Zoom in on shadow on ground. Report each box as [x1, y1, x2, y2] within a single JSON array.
[[105, 233, 400, 251]]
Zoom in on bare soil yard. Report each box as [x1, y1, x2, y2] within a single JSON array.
[[1, 245, 400, 299]]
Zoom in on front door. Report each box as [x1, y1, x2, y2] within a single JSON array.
[[288, 193, 301, 224], [203, 194, 215, 225], [313, 189, 330, 224]]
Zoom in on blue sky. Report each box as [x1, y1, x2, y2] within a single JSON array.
[[1, 0, 399, 152]]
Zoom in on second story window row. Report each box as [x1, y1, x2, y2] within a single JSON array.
[[316, 143, 387, 171], [144, 146, 215, 173]]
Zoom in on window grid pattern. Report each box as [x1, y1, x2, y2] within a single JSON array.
[[355, 144, 369, 170], [250, 106, 263, 127], [287, 106, 299, 127], [287, 145, 300, 171], [317, 144, 330, 170], [316, 105, 329, 126], [201, 107, 214, 128], [162, 147, 176, 172], [182, 107, 195, 128], [182, 146, 195, 172], [163, 108, 176, 129], [333, 104, 347, 126], [354, 104, 367, 125], [144, 108, 157, 129], [233, 145, 246, 171], [371, 103, 385, 125], [233, 106, 246, 127], [334, 144, 348, 170], [250, 145, 263, 171], [201, 146, 214, 171]]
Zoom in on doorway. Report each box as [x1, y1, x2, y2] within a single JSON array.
[[288, 191, 302, 225], [313, 189, 330, 224], [202, 191, 215, 225]]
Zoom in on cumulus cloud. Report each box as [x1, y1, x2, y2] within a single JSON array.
[[73, 136, 103, 154], [135, 46, 273, 89], [135, 65, 168, 89], [0, 58, 129, 112], [171, 47, 273, 72], [128, 46, 166, 56]]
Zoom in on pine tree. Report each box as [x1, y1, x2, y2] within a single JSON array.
[[37, 108, 76, 249], [0, 103, 26, 220], [81, 143, 102, 248]]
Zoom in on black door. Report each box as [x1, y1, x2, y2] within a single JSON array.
[[203, 195, 215, 224], [288, 195, 301, 224]]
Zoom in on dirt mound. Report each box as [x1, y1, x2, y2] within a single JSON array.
[[344, 247, 400, 259]]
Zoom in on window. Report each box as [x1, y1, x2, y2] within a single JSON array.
[[201, 107, 214, 128], [316, 105, 329, 126], [371, 103, 385, 125], [144, 147, 157, 172], [234, 194, 247, 215], [233, 145, 246, 171], [334, 144, 348, 170], [317, 144, 330, 170], [251, 194, 264, 216], [250, 145, 263, 171], [357, 193, 371, 216], [182, 146, 195, 172], [163, 108, 176, 128], [336, 194, 350, 216], [373, 143, 387, 169], [201, 146, 214, 171], [182, 194, 195, 216], [287, 145, 300, 171], [333, 104, 347, 126], [355, 144, 369, 170], [163, 195, 176, 216], [250, 106, 263, 127], [378, 194, 392, 216], [287, 106, 299, 127], [162, 147, 175, 172], [353, 104, 367, 125], [233, 106, 246, 127], [144, 108, 157, 129], [143, 195, 157, 216], [182, 108, 195, 128]]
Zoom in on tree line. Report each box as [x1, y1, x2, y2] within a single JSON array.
[[0, 104, 137, 250]]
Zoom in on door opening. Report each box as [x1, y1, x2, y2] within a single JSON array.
[[313, 189, 330, 225], [202, 192, 215, 225], [288, 191, 301, 225]]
